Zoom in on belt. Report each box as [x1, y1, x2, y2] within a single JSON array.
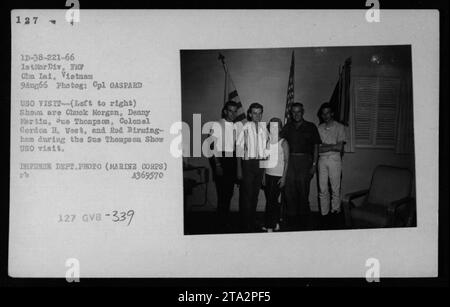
[[290, 152, 311, 156]]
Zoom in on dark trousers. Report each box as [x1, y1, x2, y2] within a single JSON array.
[[213, 156, 237, 228], [263, 174, 282, 229], [285, 154, 313, 228], [239, 159, 264, 232]]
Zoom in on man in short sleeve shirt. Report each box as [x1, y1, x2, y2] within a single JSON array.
[[281, 102, 322, 229], [317, 103, 346, 216]]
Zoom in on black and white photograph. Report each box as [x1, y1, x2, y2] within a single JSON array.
[[4, 5, 444, 285], [182, 45, 416, 235]]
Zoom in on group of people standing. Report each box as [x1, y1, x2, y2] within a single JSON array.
[[209, 100, 346, 233]]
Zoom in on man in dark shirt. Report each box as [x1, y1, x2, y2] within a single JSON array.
[[209, 101, 238, 232], [281, 102, 322, 230]]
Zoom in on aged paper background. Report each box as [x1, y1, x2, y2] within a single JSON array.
[[10, 10, 438, 277]]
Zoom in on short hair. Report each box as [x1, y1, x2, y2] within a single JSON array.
[[319, 102, 334, 114], [317, 102, 334, 117], [221, 100, 239, 119], [317, 102, 335, 124], [267, 117, 283, 132], [246, 102, 263, 121], [289, 102, 304, 118], [290, 102, 304, 110]]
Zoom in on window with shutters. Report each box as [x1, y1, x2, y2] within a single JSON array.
[[354, 77, 400, 148]]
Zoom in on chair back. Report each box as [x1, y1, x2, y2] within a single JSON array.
[[366, 165, 412, 207]]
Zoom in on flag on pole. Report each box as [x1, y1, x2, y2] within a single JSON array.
[[225, 74, 246, 122], [218, 53, 246, 122], [328, 57, 351, 125], [284, 51, 295, 124], [326, 57, 353, 154]]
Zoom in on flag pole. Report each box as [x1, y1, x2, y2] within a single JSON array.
[[218, 53, 228, 105], [218, 53, 245, 122]]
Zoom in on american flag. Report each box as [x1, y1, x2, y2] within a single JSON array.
[[284, 51, 295, 123], [218, 53, 246, 122]]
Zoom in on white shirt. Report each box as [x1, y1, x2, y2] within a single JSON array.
[[236, 121, 269, 160], [318, 120, 346, 157], [262, 138, 285, 177]]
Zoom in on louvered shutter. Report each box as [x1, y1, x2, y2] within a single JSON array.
[[354, 77, 400, 147]]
